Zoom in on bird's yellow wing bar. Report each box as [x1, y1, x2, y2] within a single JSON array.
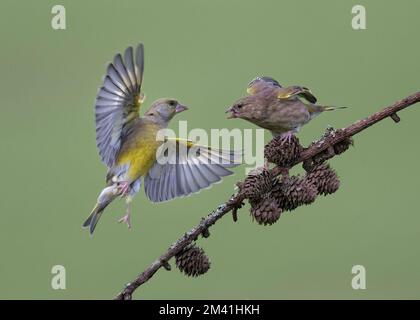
[[166, 138, 241, 156], [277, 85, 318, 104], [165, 137, 195, 148], [95, 43, 145, 167]]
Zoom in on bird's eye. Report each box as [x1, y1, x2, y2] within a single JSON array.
[[168, 100, 176, 106], [236, 104, 243, 109]]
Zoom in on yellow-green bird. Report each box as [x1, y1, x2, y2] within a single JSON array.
[[226, 76, 345, 141], [83, 44, 241, 234]]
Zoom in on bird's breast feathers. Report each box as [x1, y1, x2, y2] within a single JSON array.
[[115, 122, 162, 181]]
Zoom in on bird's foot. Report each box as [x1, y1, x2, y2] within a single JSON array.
[[118, 213, 132, 229], [280, 131, 294, 145], [118, 200, 132, 229], [117, 181, 130, 197]]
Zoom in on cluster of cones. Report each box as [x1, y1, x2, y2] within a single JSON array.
[[173, 134, 349, 277], [241, 135, 342, 226]]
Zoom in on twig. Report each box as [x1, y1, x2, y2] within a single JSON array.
[[114, 92, 420, 300]]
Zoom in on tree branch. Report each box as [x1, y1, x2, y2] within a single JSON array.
[[114, 92, 420, 300]]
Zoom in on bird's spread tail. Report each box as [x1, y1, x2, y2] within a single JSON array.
[[82, 203, 106, 235], [82, 184, 121, 235]]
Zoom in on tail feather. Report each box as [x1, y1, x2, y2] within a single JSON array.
[[82, 203, 105, 235], [321, 105, 348, 111], [82, 212, 93, 228], [89, 206, 104, 235], [82, 184, 121, 235]]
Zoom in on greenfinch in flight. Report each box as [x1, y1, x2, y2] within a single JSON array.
[[226, 76, 345, 141], [83, 44, 241, 234]]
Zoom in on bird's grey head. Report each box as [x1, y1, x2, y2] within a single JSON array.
[[247, 76, 282, 94], [144, 98, 188, 125]]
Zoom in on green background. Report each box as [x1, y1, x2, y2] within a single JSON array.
[[1, 0, 419, 299]]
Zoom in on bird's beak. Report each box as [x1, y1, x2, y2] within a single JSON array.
[[175, 104, 188, 113], [225, 106, 236, 119]]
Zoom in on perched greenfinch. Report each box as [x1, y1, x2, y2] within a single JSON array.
[[83, 44, 241, 234], [226, 76, 345, 141]]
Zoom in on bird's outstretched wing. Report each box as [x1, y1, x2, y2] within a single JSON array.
[[95, 44, 145, 167], [246, 76, 282, 94], [246, 77, 317, 103], [277, 85, 318, 104], [144, 139, 242, 202]]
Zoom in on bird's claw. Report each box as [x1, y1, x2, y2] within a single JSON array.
[[118, 213, 132, 229], [117, 181, 130, 197], [280, 131, 294, 145]]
